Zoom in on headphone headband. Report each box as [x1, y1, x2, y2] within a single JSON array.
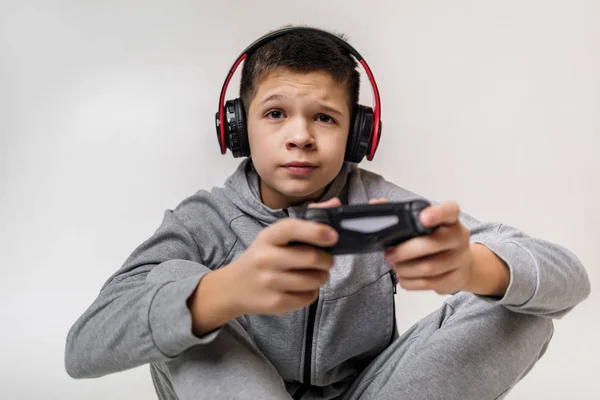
[[217, 26, 382, 161]]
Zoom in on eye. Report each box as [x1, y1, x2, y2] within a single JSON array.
[[265, 110, 285, 119], [316, 114, 336, 124]]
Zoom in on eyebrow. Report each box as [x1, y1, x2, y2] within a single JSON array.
[[261, 93, 286, 104], [260, 94, 345, 116]]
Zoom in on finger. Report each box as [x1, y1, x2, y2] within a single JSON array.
[[396, 269, 463, 295], [272, 245, 335, 271], [368, 198, 389, 205], [384, 226, 457, 263], [263, 269, 330, 292], [264, 218, 338, 247], [391, 249, 461, 279], [308, 197, 342, 209], [419, 201, 460, 227], [279, 290, 320, 312]]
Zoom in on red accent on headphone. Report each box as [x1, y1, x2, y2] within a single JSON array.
[[219, 54, 247, 154], [360, 59, 381, 161]]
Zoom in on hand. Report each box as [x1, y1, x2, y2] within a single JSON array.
[[224, 197, 342, 316], [370, 198, 475, 295]]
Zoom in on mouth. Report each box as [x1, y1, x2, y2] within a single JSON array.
[[282, 161, 318, 175]]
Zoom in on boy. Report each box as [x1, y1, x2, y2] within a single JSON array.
[[65, 26, 591, 399]]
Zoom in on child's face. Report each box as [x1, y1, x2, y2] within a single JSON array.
[[246, 68, 351, 209]]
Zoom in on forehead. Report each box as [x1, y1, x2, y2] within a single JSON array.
[[252, 68, 350, 106]]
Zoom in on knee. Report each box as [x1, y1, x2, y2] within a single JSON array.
[[486, 299, 554, 349], [445, 293, 554, 358], [429, 294, 556, 396], [481, 305, 555, 391]]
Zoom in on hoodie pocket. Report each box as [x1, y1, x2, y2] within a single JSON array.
[[312, 271, 395, 387]]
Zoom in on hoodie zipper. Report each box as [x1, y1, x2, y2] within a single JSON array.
[[389, 270, 398, 346], [303, 298, 319, 385], [390, 269, 397, 294], [300, 272, 397, 393]]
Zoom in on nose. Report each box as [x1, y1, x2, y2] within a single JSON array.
[[285, 119, 315, 151]]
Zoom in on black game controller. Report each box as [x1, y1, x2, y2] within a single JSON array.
[[293, 199, 437, 255]]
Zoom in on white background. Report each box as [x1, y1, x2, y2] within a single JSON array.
[[1, 1, 598, 398]]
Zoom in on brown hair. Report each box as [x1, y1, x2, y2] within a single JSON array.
[[239, 27, 360, 111]]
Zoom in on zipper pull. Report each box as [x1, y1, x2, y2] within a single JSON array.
[[389, 270, 397, 294]]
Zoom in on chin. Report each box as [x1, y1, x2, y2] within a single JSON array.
[[277, 180, 324, 199]]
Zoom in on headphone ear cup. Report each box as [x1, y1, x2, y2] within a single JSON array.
[[222, 98, 250, 158], [233, 98, 250, 157], [345, 105, 374, 163]]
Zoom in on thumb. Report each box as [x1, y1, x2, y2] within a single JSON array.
[[368, 198, 389, 205], [308, 197, 342, 209]]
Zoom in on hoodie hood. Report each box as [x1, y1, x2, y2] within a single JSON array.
[[218, 158, 355, 225]]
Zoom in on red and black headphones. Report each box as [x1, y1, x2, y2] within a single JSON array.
[[215, 26, 382, 163]]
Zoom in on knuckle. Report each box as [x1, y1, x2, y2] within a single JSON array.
[[272, 219, 292, 237], [251, 249, 269, 268], [259, 271, 277, 288], [421, 261, 435, 276], [279, 221, 293, 239]]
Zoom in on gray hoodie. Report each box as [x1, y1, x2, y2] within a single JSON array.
[[65, 159, 591, 391]]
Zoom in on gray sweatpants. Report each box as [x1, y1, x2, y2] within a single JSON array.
[[150, 292, 554, 400]]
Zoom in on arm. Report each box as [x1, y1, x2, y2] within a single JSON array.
[[187, 267, 239, 336], [65, 196, 342, 378], [361, 169, 591, 320], [463, 242, 511, 298], [65, 210, 223, 379], [462, 213, 591, 319]]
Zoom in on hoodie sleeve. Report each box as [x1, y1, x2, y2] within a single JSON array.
[[360, 169, 591, 319], [65, 206, 229, 379], [461, 213, 591, 319]]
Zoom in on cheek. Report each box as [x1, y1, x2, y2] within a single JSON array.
[[320, 131, 348, 158], [247, 119, 275, 153]]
